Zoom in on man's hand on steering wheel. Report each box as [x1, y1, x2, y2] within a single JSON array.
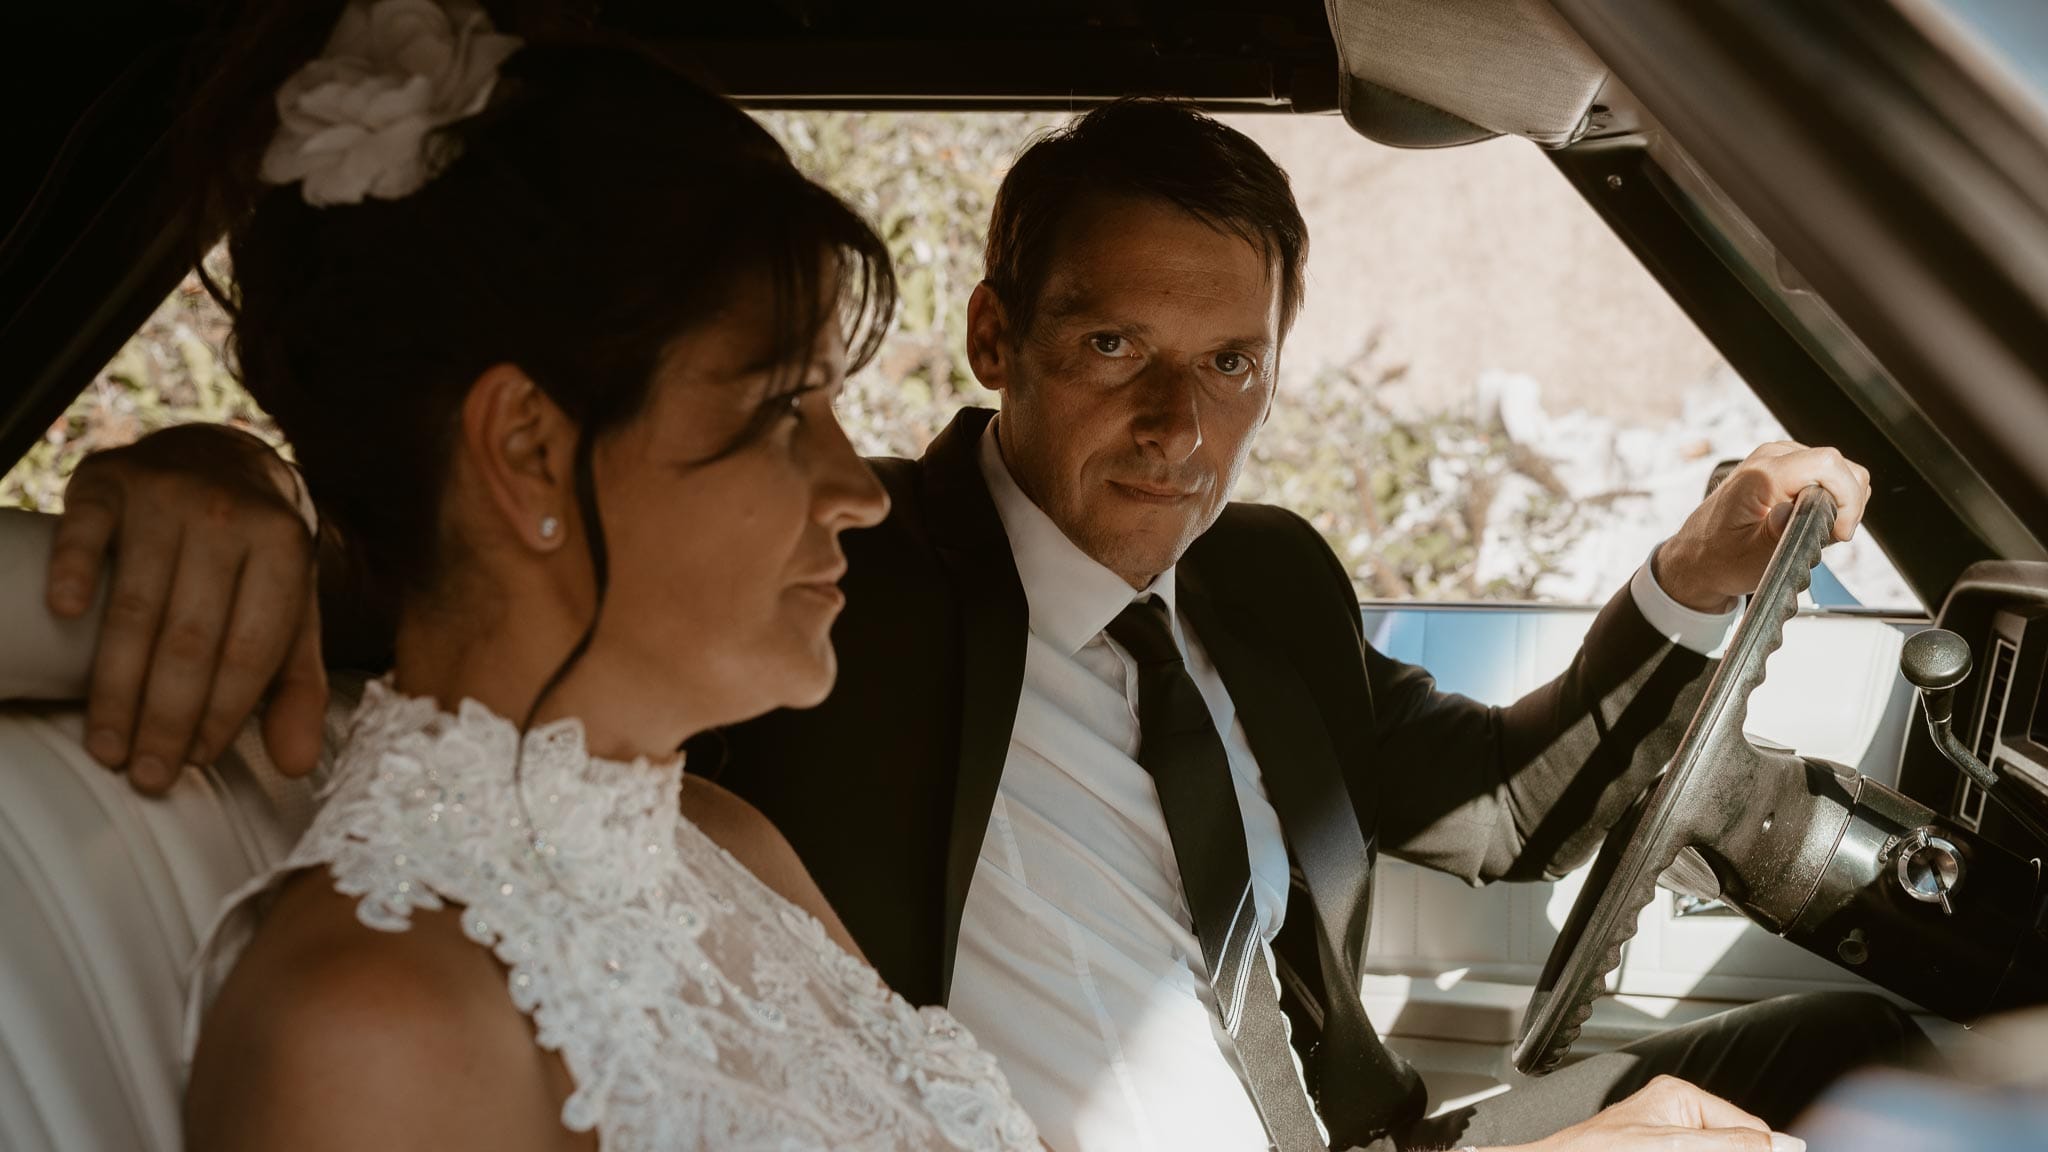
[[1653, 442, 1872, 614], [1481, 1075, 1805, 1152], [45, 424, 327, 793], [1517, 442, 1875, 1077]]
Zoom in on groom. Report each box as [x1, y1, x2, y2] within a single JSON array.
[[43, 101, 1917, 1150]]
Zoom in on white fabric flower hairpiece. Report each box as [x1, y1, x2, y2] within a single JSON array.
[[260, 0, 523, 207]]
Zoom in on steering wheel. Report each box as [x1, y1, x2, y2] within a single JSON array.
[[1513, 485, 1839, 1075]]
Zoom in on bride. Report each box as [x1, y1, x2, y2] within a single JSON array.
[[180, 3, 1041, 1150]]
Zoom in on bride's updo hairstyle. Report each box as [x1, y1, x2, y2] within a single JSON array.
[[207, 11, 894, 634]]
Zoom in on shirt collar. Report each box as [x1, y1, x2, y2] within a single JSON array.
[[977, 416, 1180, 657]]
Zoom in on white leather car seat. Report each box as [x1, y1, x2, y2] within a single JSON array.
[[0, 509, 322, 1152]]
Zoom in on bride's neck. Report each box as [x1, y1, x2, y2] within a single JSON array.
[[391, 597, 696, 765]]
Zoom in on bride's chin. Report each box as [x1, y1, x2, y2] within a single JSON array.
[[775, 639, 839, 710]]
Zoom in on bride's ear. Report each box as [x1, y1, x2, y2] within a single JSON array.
[[460, 364, 577, 553]]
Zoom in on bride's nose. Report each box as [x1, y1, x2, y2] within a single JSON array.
[[814, 416, 890, 531]]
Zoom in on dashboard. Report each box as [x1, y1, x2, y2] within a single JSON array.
[[1900, 569, 2048, 862], [1959, 610, 2048, 828]]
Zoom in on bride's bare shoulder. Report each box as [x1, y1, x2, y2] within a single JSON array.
[[185, 870, 586, 1152], [682, 776, 866, 960]]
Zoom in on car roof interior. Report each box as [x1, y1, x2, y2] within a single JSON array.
[[10, 0, 2048, 606]]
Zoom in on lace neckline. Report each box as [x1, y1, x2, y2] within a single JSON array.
[[338, 678, 685, 902], [189, 677, 1041, 1150]]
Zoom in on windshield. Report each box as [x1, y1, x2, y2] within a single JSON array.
[[1644, 127, 2046, 575], [1904, 0, 2048, 132]]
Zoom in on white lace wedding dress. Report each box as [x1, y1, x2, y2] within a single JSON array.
[[186, 680, 1041, 1151]]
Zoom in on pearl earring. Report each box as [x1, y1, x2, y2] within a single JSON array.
[[539, 516, 561, 541]]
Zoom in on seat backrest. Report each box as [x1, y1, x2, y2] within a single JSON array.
[[0, 509, 319, 1152]]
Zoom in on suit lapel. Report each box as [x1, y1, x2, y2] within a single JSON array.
[[1176, 567, 1376, 973], [918, 408, 1030, 999]]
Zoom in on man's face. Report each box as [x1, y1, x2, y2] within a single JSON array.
[[970, 195, 1283, 588]]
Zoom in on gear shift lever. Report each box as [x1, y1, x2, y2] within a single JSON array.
[[1901, 628, 2048, 846], [1902, 630, 1983, 772]]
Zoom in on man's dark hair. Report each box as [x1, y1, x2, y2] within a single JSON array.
[[982, 98, 1309, 335]]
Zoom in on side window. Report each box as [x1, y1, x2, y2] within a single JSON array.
[[1, 248, 268, 513], [1, 111, 1918, 614], [1213, 118, 1916, 611]]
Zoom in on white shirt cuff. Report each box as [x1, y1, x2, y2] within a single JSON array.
[[1630, 540, 1741, 659]]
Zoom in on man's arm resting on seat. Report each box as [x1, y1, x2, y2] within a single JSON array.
[[32, 422, 372, 791]]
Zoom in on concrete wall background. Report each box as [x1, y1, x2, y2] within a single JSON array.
[[1224, 114, 1725, 424]]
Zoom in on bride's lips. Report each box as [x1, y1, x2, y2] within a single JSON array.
[[791, 582, 847, 610], [789, 564, 849, 610]]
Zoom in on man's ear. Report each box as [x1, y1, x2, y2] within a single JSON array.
[[965, 282, 1015, 395], [459, 364, 577, 553]]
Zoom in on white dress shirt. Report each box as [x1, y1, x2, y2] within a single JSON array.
[[948, 420, 1737, 1152]]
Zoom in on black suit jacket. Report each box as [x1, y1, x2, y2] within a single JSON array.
[[693, 407, 1715, 1145]]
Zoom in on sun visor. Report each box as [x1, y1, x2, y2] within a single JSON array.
[[1325, 0, 1610, 148]]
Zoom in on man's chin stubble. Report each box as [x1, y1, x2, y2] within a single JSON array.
[[1086, 534, 1190, 589]]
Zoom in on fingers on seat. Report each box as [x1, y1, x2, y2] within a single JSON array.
[[47, 472, 121, 618]]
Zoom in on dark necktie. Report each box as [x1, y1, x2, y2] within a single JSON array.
[[1108, 595, 1328, 1152]]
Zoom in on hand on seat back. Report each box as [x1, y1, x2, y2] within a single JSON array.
[[1653, 441, 1872, 615], [46, 424, 327, 792], [1500, 1076, 1805, 1152]]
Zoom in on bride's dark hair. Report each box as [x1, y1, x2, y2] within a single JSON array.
[[189, 16, 895, 763], [214, 39, 894, 625]]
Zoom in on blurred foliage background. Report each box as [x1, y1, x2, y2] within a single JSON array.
[[2, 111, 1592, 601], [1, 247, 274, 513]]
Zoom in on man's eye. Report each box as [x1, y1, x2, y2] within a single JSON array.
[[1215, 352, 1252, 376], [1088, 334, 1125, 356]]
